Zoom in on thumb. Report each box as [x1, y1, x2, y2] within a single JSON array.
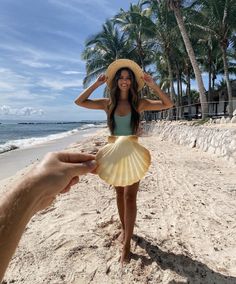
[[69, 160, 97, 176]]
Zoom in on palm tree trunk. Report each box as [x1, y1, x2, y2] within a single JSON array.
[[212, 73, 216, 91], [221, 45, 233, 118], [187, 66, 192, 120], [177, 74, 180, 119], [171, 6, 208, 119], [166, 55, 176, 120], [175, 59, 183, 120], [180, 73, 183, 119], [208, 70, 212, 116], [208, 48, 213, 116]]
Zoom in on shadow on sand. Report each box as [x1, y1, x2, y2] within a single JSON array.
[[131, 235, 235, 284]]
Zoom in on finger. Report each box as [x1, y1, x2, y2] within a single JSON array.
[[67, 176, 80, 187], [38, 196, 55, 211], [91, 169, 98, 175], [57, 152, 96, 163], [90, 167, 98, 174], [60, 176, 79, 194], [68, 160, 97, 176], [61, 187, 70, 194], [70, 176, 80, 185]]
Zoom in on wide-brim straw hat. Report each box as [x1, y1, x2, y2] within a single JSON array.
[[106, 59, 144, 91]]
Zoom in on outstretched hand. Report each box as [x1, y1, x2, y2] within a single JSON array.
[[96, 74, 107, 86], [0, 151, 97, 281], [30, 152, 97, 211]]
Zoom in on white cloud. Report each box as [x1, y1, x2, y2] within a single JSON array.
[[0, 68, 58, 104], [61, 70, 85, 75], [0, 105, 44, 116], [18, 59, 51, 68], [48, 0, 116, 24], [0, 67, 83, 105], [45, 30, 82, 44], [0, 105, 11, 115], [0, 68, 32, 93], [19, 107, 44, 116], [39, 78, 83, 90], [48, 0, 100, 24], [0, 81, 15, 91], [0, 42, 83, 64]]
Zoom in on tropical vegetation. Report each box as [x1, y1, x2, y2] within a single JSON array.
[[82, 0, 236, 120]]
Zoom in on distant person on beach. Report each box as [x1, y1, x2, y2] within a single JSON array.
[[75, 59, 174, 264], [0, 151, 97, 282]]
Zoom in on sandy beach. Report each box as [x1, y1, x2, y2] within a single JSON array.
[[1, 128, 236, 284]]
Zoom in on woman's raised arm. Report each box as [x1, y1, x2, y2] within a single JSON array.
[[74, 74, 109, 110], [139, 73, 174, 112]]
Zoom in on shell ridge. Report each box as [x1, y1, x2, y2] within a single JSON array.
[[96, 135, 151, 186]]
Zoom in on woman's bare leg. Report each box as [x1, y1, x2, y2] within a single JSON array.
[[121, 181, 139, 264], [115, 186, 125, 243]]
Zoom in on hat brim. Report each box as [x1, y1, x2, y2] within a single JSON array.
[[105, 59, 144, 91]]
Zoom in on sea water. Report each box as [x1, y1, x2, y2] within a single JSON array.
[[0, 120, 106, 154]]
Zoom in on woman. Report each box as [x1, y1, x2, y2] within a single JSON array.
[[75, 59, 173, 264]]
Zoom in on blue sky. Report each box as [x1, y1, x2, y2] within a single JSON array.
[[0, 0, 231, 122], [0, 0, 137, 121]]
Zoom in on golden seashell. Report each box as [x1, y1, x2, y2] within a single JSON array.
[[96, 135, 151, 186]]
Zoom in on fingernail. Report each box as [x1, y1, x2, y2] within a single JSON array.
[[85, 160, 97, 169]]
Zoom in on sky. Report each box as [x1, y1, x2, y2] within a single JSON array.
[[0, 0, 232, 122], [0, 0, 137, 121]]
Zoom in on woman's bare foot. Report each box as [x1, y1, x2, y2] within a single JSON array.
[[120, 244, 131, 265], [117, 230, 125, 244]]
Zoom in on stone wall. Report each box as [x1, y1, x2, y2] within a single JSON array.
[[150, 121, 236, 165]]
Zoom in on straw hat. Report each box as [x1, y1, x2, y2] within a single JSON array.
[[106, 59, 144, 91]]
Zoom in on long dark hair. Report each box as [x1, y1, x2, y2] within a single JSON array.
[[107, 68, 140, 135]]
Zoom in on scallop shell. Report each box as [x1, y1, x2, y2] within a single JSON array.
[[96, 135, 151, 186]]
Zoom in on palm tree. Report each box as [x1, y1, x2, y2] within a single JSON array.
[[185, 58, 194, 119], [82, 20, 134, 87], [200, 36, 219, 102], [166, 0, 208, 119], [196, 0, 236, 117], [114, 2, 156, 71], [173, 44, 187, 119], [141, 0, 178, 119]]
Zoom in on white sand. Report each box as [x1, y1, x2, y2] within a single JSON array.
[[1, 130, 236, 284]]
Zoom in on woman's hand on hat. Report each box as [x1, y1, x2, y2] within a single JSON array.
[[142, 73, 156, 89], [95, 74, 107, 86]]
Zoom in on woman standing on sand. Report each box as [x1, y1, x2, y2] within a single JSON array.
[[75, 59, 173, 264]]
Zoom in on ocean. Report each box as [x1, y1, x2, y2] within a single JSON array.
[[0, 120, 106, 154]]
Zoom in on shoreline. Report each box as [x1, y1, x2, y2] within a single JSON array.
[[0, 121, 106, 154], [0, 127, 107, 181]]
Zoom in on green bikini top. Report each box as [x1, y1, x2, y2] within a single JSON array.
[[113, 112, 133, 136]]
